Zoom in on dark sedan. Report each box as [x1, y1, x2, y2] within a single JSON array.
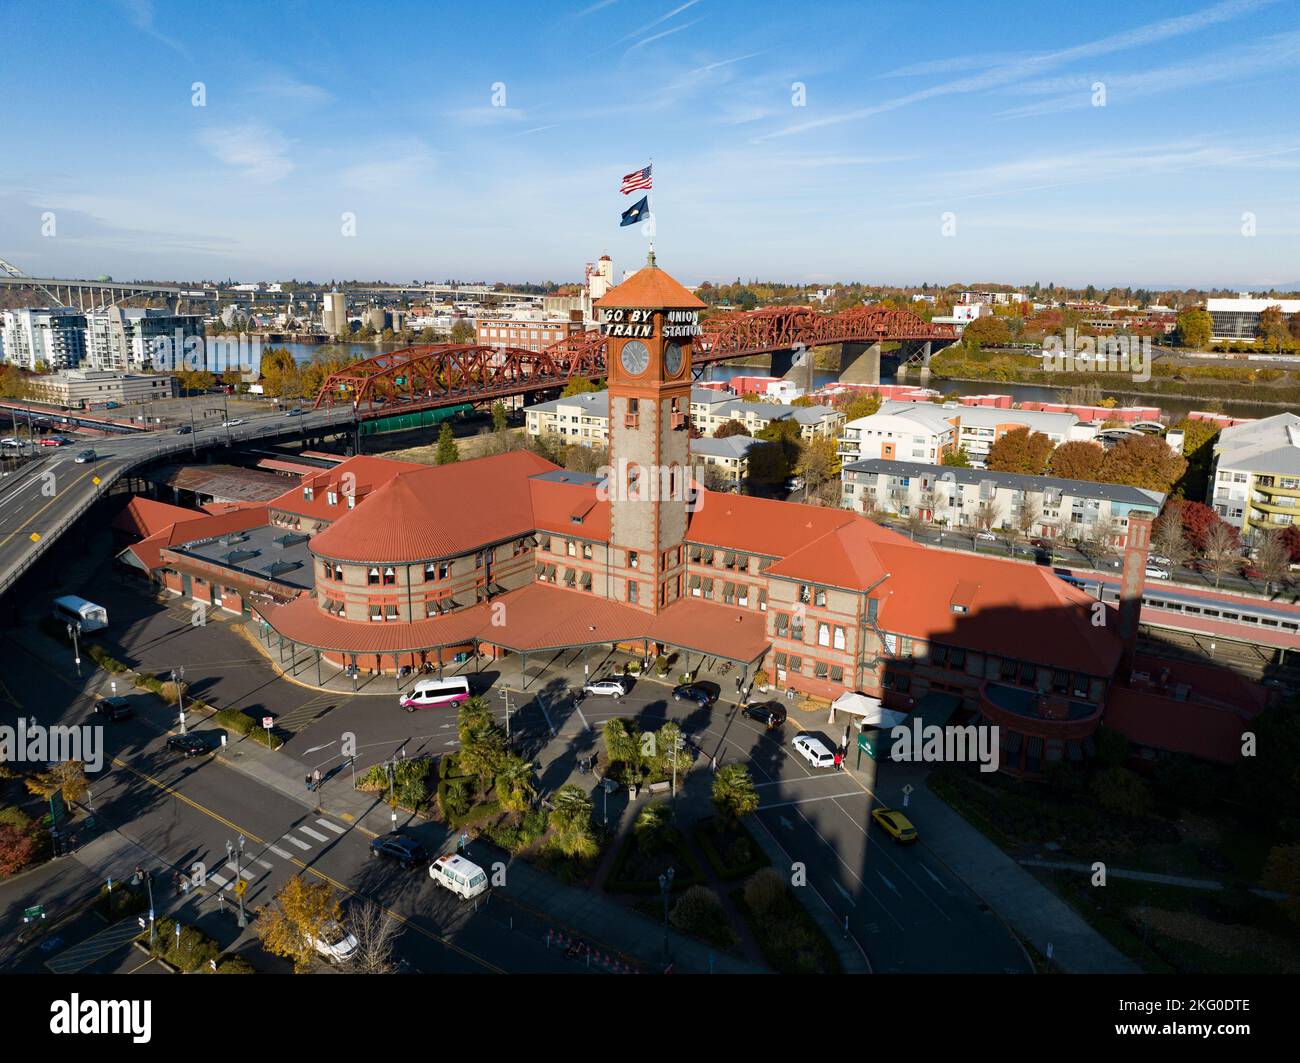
[[91, 696, 133, 722], [741, 701, 787, 729], [672, 682, 718, 706], [166, 733, 211, 758], [369, 832, 429, 869]]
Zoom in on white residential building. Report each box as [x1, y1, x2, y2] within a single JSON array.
[[83, 306, 205, 371], [841, 458, 1165, 546], [0, 308, 86, 370], [1209, 412, 1300, 539]]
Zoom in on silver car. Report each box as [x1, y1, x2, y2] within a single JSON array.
[[582, 677, 629, 698]]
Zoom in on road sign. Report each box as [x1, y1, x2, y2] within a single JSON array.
[[233, 879, 248, 897], [262, 716, 273, 729]]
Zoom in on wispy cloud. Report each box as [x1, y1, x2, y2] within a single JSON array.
[[592, 0, 703, 56], [756, 0, 1277, 141], [114, 0, 190, 59], [446, 106, 529, 126], [254, 72, 334, 106], [341, 143, 437, 194], [624, 18, 702, 56], [994, 29, 1300, 118], [198, 124, 294, 183]]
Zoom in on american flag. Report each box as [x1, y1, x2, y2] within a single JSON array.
[[620, 164, 653, 194]]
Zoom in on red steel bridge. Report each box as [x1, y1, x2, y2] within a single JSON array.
[[312, 304, 956, 412]]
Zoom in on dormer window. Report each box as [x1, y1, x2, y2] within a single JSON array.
[[327, 491, 338, 506], [303, 486, 314, 501]]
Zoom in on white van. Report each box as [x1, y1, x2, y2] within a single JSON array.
[[397, 676, 471, 711], [792, 734, 837, 769], [52, 595, 108, 633], [428, 853, 489, 900]]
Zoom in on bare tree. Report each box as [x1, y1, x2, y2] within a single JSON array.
[[1015, 499, 1041, 543], [1202, 523, 1239, 589], [346, 898, 402, 974], [1253, 529, 1292, 594], [972, 500, 1001, 549], [1088, 514, 1122, 565], [1152, 511, 1190, 571]]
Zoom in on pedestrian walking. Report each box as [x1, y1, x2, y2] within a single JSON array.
[[311, 768, 322, 791], [711, 755, 717, 773], [305, 774, 313, 792], [833, 750, 843, 771], [172, 870, 182, 896], [458, 832, 468, 853]]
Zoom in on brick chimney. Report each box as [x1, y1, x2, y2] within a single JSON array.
[[1117, 513, 1153, 680]]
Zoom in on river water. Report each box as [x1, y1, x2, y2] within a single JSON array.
[[276, 340, 1290, 421]]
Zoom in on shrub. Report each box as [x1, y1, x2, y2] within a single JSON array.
[[1089, 766, 1152, 818], [214, 954, 256, 974], [151, 917, 220, 973], [95, 883, 149, 920], [88, 645, 128, 673], [743, 867, 790, 920], [669, 885, 736, 948]]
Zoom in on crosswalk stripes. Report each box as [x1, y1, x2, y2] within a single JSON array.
[[315, 818, 345, 835], [298, 826, 330, 843], [267, 844, 292, 859], [255, 858, 275, 870], [283, 834, 312, 850]]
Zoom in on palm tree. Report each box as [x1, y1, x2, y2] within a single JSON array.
[[712, 764, 758, 826], [495, 755, 536, 813], [457, 696, 493, 746], [549, 784, 597, 858]]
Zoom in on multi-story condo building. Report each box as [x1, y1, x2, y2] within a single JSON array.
[[1205, 295, 1300, 341], [689, 397, 843, 442], [83, 306, 205, 371], [1209, 412, 1300, 539], [0, 307, 86, 370], [838, 400, 1087, 468], [690, 435, 762, 484], [841, 458, 1165, 546], [525, 390, 610, 446]]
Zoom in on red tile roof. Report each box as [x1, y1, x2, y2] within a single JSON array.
[[870, 544, 1123, 676], [267, 454, 415, 522], [258, 580, 770, 663], [529, 477, 610, 539], [112, 497, 201, 539], [596, 263, 706, 309], [309, 450, 557, 563], [123, 506, 273, 571]]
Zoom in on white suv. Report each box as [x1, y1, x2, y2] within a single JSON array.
[[792, 734, 836, 769], [582, 676, 629, 698]]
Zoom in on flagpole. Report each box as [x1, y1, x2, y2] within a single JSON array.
[[648, 155, 655, 262]]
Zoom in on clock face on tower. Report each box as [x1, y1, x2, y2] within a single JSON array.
[[620, 339, 650, 376], [664, 342, 684, 377]]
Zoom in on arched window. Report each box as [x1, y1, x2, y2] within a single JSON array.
[[627, 463, 640, 499]]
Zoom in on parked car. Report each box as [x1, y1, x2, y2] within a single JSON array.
[[1143, 565, 1170, 580], [91, 696, 133, 721], [175, 425, 193, 435], [74, 449, 97, 463], [1148, 553, 1172, 567], [871, 806, 918, 843], [428, 853, 489, 900], [37, 435, 65, 446], [672, 682, 717, 706], [974, 531, 997, 542], [582, 676, 629, 698], [0, 437, 21, 448], [1241, 564, 1265, 580], [742, 701, 787, 729], [792, 733, 836, 769], [369, 832, 429, 869], [308, 922, 358, 963], [165, 733, 210, 758]]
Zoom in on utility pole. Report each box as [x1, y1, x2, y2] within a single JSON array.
[[172, 666, 186, 733], [66, 621, 82, 677]]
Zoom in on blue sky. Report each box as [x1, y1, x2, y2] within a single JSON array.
[[1, 0, 1298, 289]]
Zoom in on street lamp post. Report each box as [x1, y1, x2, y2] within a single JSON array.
[[171, 667, 186, 734], [658, 867, 675, 965], [66, 621, 82, 677]]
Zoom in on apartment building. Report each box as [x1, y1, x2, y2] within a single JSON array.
[[841, 458, 1165, 545], [838, 400, 1086, 467], [525, 390, 611, 445], [691, 435, 761, 483], [83, 306, 205, 371], [476, 311, 585, 351], [1209, 412, 1300, 539], [0, 307, 86, 370]]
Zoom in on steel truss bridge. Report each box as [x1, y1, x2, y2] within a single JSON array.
[[312, 304, 956, 412]]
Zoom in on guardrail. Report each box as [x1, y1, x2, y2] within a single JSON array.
[[0, 411, 357, 599]]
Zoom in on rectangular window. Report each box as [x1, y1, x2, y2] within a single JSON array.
[[833, 626, 846, 651], [817, 622, 830, 647], [627, 581, 639, 604]]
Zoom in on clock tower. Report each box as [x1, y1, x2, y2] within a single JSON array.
[[598, 252, 705, 613]]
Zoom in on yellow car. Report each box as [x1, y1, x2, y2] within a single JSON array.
[[871, 806, 918, 843]]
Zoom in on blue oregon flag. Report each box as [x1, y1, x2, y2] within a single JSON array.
[[620, 196, 649, 226]]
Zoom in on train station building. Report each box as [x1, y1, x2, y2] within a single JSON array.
[[111, 257, 1267, 774]]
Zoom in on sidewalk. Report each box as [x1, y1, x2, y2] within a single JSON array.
[[1020, 858, 1288, 901]]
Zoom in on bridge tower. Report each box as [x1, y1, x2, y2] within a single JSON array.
[[598, 252, 705, 613]]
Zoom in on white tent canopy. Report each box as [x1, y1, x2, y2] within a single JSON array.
[[830, 692, 908, 730]]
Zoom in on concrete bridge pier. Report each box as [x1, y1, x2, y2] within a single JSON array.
[[917, 341, 933, 385], [773, 346, 816, 391], [839, 341, 882, 385]]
